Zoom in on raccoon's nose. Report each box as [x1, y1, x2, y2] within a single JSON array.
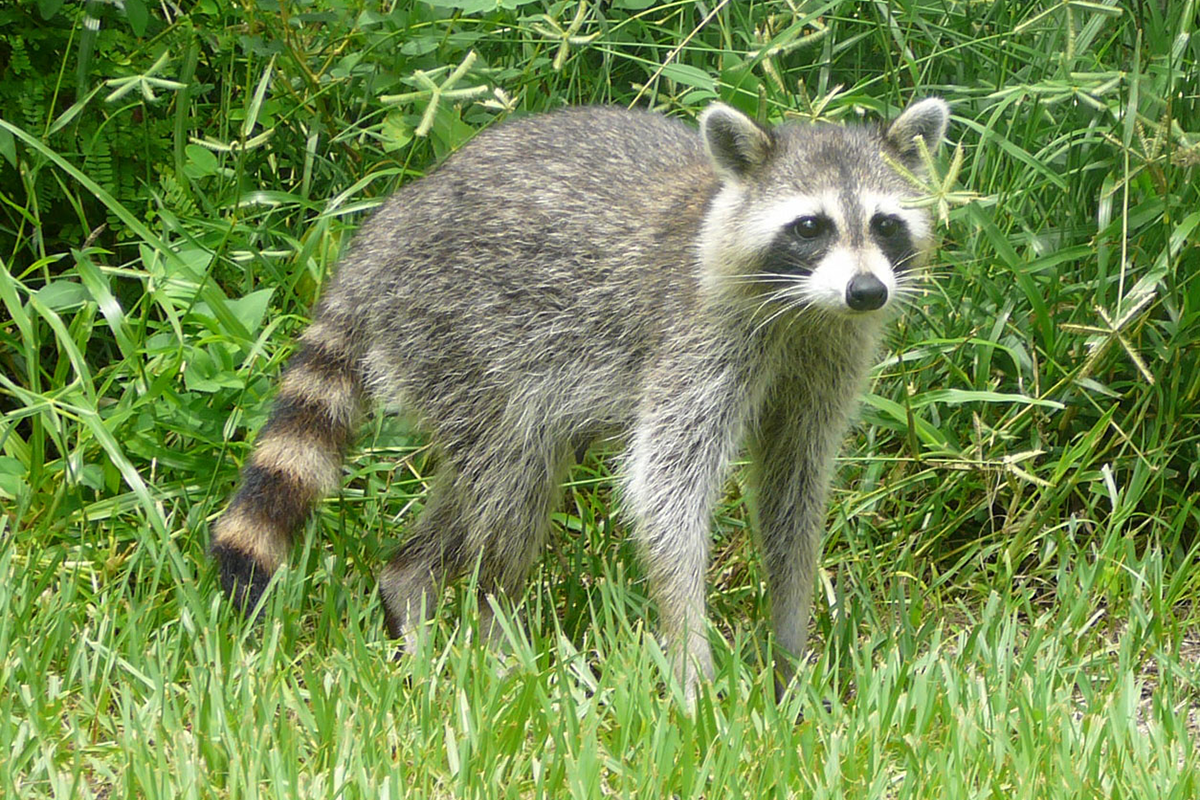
[[845, 273, 888, 311]]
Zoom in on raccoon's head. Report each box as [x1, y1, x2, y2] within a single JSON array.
[[698, 98, 949, 320]]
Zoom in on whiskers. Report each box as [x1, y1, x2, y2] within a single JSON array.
[[709, 251, 936, 336], [749, 283, 817, 338], [890, 251, 940, 313], [709, 271, 822, 335], [713, 271, 808, 287]]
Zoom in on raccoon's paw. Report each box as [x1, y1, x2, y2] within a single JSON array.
[[211, 543, 273, 616]]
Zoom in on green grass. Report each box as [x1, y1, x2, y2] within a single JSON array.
[[2, 0, 1199, 797]]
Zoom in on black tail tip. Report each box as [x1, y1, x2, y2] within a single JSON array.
[[211, 543, 273, 617]]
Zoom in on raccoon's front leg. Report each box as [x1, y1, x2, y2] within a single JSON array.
[[750, 393, 848, 698], [626, 381, 748, 707]]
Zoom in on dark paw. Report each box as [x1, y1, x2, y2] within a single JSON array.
[[211, 543, 273, 616], [379, 583, 404, 640]]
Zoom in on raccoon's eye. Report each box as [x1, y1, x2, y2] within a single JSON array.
[[789, 215, 825, 240], [871, 214, 904, 239]]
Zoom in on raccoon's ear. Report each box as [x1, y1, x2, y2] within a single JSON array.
[[885, 98, 950, 171], [700, 103, 773, 181]]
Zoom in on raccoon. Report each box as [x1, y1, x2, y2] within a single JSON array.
[[210, 97, 950, 703]]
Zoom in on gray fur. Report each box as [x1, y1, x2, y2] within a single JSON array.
[[883, 97, 951, 170], [213, 99, 949, 705], [701, 104, 773, 179]]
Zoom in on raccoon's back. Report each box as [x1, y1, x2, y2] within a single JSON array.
[[332, 108, 716, 319], [313, 108, 720, 411]]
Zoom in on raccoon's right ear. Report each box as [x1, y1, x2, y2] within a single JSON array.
[[885, 98, 950, 171], [700, 103, 773, 181]]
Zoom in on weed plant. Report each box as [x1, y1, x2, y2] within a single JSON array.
[[1, 0, 1198, 797]]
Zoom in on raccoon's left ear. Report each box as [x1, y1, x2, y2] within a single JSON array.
[[700, 103, 773, 181], [885, 98, 950, 171]]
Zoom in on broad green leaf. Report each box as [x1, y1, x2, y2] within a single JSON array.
[[184, 348, 244, 393], [421, 0, 496, 13], [38, 0, 65, 19], [0, 126, 15, 167], [383, 110, 414, 152], [125, 0, 149, 36], [184, 143, 219, 177], [35, 280, 90, 310], [228, 288, 276, 336], [660, 63, 715, 91]]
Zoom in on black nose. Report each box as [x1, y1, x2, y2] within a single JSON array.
[[845, 273, 888, 311]]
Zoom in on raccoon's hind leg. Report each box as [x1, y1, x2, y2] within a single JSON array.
[[379, 429, 574, 650], [377, 476, 470, 650], [211, 316, 365, 613]]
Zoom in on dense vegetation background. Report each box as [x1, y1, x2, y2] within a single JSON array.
[[2, 0, 1198, 797]]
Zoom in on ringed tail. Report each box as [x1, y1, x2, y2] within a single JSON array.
[[210, 311, 365, 611]]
